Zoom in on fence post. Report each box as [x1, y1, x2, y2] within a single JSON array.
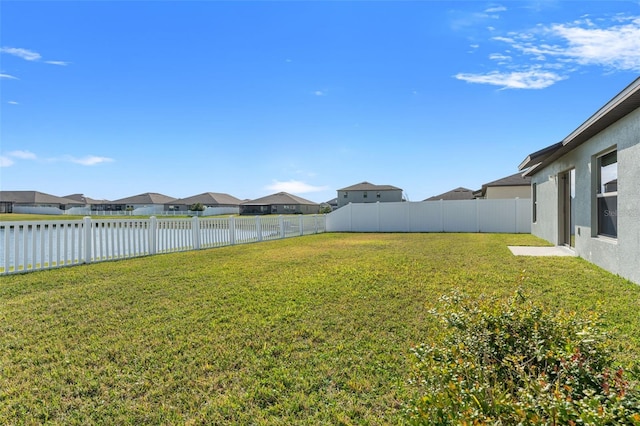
[[299, 215, 304, 236], [514, 198, 519, 233], [256, 216, 263, 242], [279, 215, 285, 238], [192, 216, 201, 250], [314, 215, 318, 234], [83, 216, 92, 264], [229, 216, 236, 245], [149, 216, 157, 255]]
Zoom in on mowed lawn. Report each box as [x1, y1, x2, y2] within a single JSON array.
[[1, 233, 639, 424]]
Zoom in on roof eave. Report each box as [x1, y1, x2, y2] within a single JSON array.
[[518, 142, 563, 171], [521, 77, 640, 176]]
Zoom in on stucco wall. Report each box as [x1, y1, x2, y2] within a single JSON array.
[[486, 186, 531, 199], [531, 107, 640, 284]]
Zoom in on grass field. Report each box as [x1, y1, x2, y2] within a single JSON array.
[[1, 233, 639, 424]]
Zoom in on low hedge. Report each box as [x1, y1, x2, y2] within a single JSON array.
[[408, 289, 640, 425]]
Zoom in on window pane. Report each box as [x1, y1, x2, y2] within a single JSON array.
[[599, 151, 617, 194], [598, 196, 617, 238]]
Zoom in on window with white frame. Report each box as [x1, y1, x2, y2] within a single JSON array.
[[596, 149, 617, 238]]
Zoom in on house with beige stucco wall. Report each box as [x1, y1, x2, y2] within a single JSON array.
[[473, 173, 532, 199]]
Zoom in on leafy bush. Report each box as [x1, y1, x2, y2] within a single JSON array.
[[407, 289, 640, 425], [189, 202, 205, 212]]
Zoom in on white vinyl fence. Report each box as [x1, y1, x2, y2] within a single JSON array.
[[1, 215, 326, 275], [326, 199, 531, 233]]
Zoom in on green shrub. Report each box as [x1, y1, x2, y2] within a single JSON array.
[[190, 202, 205, 212], [407, 289, 640, 425]]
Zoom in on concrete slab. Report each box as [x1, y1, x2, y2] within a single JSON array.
[[508, 246, 577, 257]]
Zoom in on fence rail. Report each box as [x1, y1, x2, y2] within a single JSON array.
[[0, 215, 326, 275]]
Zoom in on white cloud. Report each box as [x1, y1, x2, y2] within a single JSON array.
[[0, 47, 41, 61], [502, 16, 640, 71], [1, 46, 69, 67], [7, 101, 19, 105], [0, 156, 15, 167], [455, 70, 566, 89], [265, 180, 329, 194], [489, 53, 511, 62], [547, 18, 640, 70], [45, 60, 70, 66], [485, 5, 507, 14], [67, 155, 115, 166], [1, 151, 114, 166], [8, 150, 37, 160], [313, 90, 326, 96], [1, 73, 18, 79], [457, 14, 640, 89], [1, 47, 40, 61]]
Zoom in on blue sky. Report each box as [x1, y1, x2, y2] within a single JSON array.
[[1, 1, 639, 203]]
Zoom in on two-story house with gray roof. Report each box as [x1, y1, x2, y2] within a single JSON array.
[[337, 182, 403, 208]]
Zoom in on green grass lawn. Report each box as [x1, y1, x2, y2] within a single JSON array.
[[1, 233, 638, 424]]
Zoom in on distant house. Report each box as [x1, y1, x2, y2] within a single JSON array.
[[473, 173, 531, 199], [111, 192, 177, 214], [337, 182, 403, 208], [240, 192, 320, 215], [519, 76, 640, 285], [325, 198, 339, 211], [63, 193, 113, 212], [0, 191, 83, 214], [424, 187, 475, 201], [169, 192, 242, 215]]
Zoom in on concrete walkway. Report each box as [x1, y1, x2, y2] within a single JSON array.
[[508, 246, 577, 257]]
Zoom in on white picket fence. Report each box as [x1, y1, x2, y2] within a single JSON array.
[[0, 215, 326, 275], [326, 199, 531, 233]]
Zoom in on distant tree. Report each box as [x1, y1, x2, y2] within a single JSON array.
[[190, 203, 205, 212]]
